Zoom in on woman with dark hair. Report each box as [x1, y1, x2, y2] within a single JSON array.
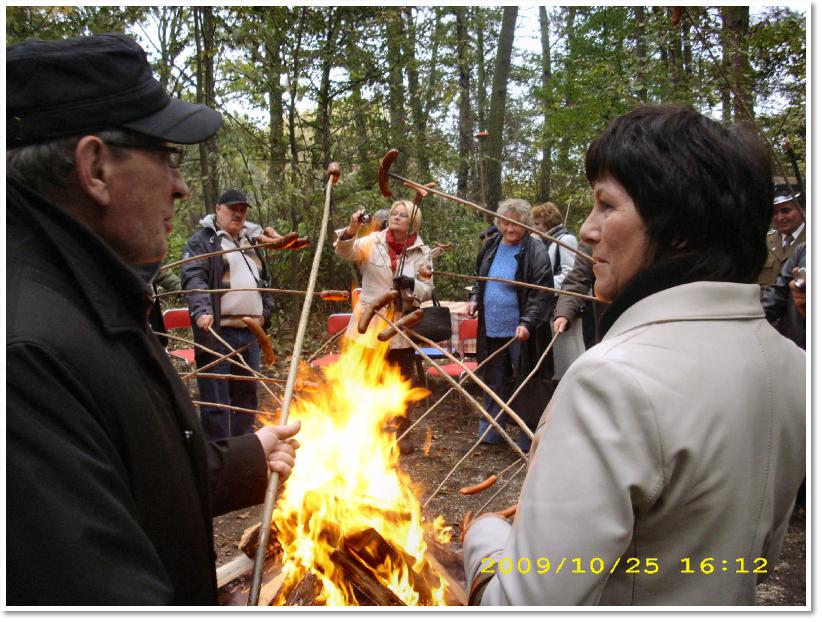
[[462, 105, 805, 605]]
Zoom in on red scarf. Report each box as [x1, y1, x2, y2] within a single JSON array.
[[385, 229, 417, 272]]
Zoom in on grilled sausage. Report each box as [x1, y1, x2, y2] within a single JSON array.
[[377, 308, 424, 342], [242, 317, 276, 366], [459, 475, 498, 496], [357, 290, 399, 334]]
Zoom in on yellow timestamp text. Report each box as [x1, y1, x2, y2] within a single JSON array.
[[478, 556, 769, 575], [680, 557, 768, 575]]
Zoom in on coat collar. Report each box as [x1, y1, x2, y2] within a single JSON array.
[[603, 281, 765, 341], [8, 178, 152, 335]]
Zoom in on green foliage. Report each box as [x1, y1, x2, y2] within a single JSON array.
[[7, 5, 806, 317]]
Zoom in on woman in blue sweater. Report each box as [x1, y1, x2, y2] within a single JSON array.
[[467, 199, 555, 451]]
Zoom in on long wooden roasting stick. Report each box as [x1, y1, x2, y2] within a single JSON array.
[[154, 287, 350, 301], [158, 231, 306, 273], [374, 311, 528, 464], [192, 401, 277, 418], [434, 271, 600, 303], [475, 461, 528, 516], [155, 332, 259, 381], [248, 162, 341, 606], [397, 336, 517, 442], [180, 342, 253, 381], [207, 326, 282, 407], [306, 328, 346, 363], [378, 148, 594, 264], [422, 330, 560, 506]]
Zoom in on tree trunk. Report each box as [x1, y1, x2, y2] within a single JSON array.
[[668, 7, 686, 102], [386, 8, 407, 175], [474, 9, 488, 132], [194, 7, 219, 211], [484, 6, 517, 214], [455, 7, 471, 198], [633, 6, 648, 102], [722, 5, 753, 122], [557, 7, 576, 176], [266, 37, 285, 186], [403, 7, 430, 182], [537, 6, 552, 203]]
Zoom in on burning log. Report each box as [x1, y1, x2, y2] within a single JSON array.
[[329, 548, 406, 606], [239, 522, 281, 561], [282, 572, 323, 606]]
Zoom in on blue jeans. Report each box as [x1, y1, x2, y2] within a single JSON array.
[[477, 337, 531, 452], [194, 326, 261, 441]]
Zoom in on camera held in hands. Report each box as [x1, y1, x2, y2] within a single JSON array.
[[357, 212, 371, 224]]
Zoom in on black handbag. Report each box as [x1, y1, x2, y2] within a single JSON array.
[[411, 294, 453, 343]]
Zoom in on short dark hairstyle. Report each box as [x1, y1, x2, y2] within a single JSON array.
[[585, 105, 773, 283]]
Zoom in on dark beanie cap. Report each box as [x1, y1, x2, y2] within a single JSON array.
[[7, 32, 221, 146]]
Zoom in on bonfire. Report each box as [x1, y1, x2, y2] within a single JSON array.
[[261, 330, 454, 606]]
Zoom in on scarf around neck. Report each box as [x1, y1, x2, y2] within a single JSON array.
[[597, 253, 730, 340], [385, 228, 417, 272]]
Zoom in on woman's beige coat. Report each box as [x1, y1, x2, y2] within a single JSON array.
[[464, 281, 805, 605], [334, 228, 432, 349]]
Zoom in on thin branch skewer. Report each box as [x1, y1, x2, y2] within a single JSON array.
[[374, 311, 527, 463], [248, 163, 339, 605], [434, 270, 599, 303], [397, 335, 517, 442], [192, 401, 277, 418], [422, 330, 559, 507], [207, 326, 282, 409]]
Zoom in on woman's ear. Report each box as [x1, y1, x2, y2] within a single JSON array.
[[74, 136, 112, 207]]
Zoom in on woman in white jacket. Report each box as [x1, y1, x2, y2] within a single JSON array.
[[462, 105, 805, 606], [334, 200, 433, 451]]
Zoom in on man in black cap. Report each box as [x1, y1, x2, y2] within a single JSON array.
[[181, 189, 279, 441], [757, 178, 805, 287], [7, 33, 300, 605]]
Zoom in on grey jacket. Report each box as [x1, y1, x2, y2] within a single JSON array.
[[464, 281, 805, 605]]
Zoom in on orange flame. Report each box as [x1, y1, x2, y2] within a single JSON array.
[[267, 330, 452, 605]]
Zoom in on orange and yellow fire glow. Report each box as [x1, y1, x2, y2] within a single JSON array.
[[267, 331, 453, 605]]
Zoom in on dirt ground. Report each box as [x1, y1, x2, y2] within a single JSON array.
[[212, 378, 806, 607]]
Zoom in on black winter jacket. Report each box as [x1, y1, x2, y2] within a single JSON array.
[[469, 234, 556, 427], [180, 222, 276, 329], [6, 180, 269, 605]]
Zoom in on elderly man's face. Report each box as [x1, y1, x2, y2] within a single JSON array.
[[103, 142, 189, 265], [772, 200, 803, 236], [215, 203, 249, 239]]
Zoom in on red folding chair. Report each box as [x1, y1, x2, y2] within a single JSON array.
[[162, 308, 196, 367], [311, 313, 352, 368]]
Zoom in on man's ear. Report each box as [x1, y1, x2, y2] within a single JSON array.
[[74, 136, 113, 207]]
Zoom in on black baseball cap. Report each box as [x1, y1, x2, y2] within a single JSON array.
[[7, 33, 222, 146], [217, 189, 250, 207]]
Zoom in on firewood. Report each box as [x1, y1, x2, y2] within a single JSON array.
[[282, 572, 323, 606], [239, 522, 281, 560], [330, 548, 406, 606], [344, 528, 433, 605]]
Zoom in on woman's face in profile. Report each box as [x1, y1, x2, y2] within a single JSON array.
[[580, 177, 652, 303]]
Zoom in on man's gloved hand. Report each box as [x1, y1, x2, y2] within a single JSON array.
[[393, 275, 415, 291]]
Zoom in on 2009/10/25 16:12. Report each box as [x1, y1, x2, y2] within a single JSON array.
[[680, 557, 768, 574]]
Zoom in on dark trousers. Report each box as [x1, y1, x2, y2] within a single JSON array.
[[194, 326, 261, 441], [477, 337, 531, 451]]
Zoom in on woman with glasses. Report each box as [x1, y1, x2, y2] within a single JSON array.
[[334, 200, 433, 453]]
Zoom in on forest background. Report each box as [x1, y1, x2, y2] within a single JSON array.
[[6, 4, 807, 337]]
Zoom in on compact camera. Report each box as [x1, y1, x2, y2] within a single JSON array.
[[357, 212, 372, 224], [256, 278, 270, 289]]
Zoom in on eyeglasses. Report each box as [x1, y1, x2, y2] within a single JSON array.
[[103, 141, 185, 169]]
